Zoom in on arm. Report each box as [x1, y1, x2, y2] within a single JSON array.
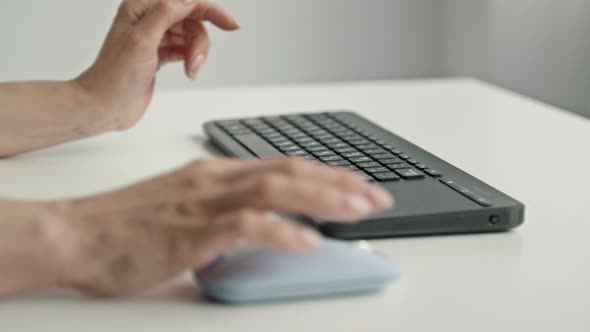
[[0, 158, 393, 298], [0, 0, 239, 157], [0, 199, 65, 296], [0, 81, 107, 157], [0, 0, 394, 298]]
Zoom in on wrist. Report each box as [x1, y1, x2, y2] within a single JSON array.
[[68, 74, 119, 136], [40, 200, 82, 290]]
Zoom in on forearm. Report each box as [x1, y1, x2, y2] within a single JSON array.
[[0, 199, 67, 297], [0, 80, 114, 157]]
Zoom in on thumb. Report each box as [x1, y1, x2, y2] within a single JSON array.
[[131, 0, 199, 53]]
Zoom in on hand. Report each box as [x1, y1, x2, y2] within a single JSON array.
[[52, 158, 394, 297], [75, 0, 239, 131]]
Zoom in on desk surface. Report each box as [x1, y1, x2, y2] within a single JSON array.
[[0, 79, 589, 331]]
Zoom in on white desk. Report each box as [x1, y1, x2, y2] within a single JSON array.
[[0, 79, 589, 331]]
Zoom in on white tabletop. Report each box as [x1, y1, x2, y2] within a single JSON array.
[[0, 78, 589, 331]]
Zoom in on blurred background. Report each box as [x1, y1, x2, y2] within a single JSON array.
[[0, 0, 588, 118]]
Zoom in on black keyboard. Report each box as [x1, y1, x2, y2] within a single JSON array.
[[215, 113, 442, 183], [204, 111, 525, 238]]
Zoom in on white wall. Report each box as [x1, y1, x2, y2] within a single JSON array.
[[1, 1, 588, 117], [443, 0, 590, 117], [0, 0, 443, 88]]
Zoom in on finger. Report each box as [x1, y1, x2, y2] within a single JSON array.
[[161, 31, 186, 48], [218, 158, 393, 210], [130, 0, 201, 54], [183, 20, 210, 80], [190, 0, 240, 31], [185, 158, 394, 210], [172, 211, 322, 268], [203, 174, 383, 222], [168, 224, 239, 268], [168, 21, 185, 35], [215, 210, 323, 252]]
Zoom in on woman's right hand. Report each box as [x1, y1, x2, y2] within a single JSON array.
[[52, 158, 394, 297]]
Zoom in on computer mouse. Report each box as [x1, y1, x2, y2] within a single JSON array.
[[194, 239, 399, 304]]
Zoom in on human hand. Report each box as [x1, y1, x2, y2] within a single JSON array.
[[75, 0, 239, 131], [53, 158, 394, 297]]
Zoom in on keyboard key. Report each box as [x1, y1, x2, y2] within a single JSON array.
[[286, 150, 308, 156], [341, 134, 363, 141], [407, 159, 420, 165], [315, 134, 334, 140], [349, 139, 371, 145], [473, 197, 492, 207], [372, 153, 396, 160], [233, 134, 285, 159], [287, 132, 307, 139], [424, 169, 442, 177], [224, 124, 248, 131], [294, 136, 313, 142], [415, 164, 429, 170], [265, 133, 287, 140], [330, 129, 348, 136], [366, 135, 380, 141], [395, 168, 426, 180], [218, 120, 241, 127], [349, 156, 373, 163], [398, 154, 411, 160], [373, 172, 401, 182], [309, 129, 329, 135], [342, 152, 365, 158], [253, 128, 275, 135], [305, 145, 328, 152], [339, 165, 360, 172], [327, 142, 350, 149], [387, 163, 411, 170], [365, 149, 388, 155], [356, 144, 380, 150], [279, 145, 302, 152], [313, 150, 336, 157], [380, 158, 404, 164], [335, 147, 357, 153], [300, 141, 322, 148], [274, 140, 295, 147], [320, 155, 344, 162], [364, 167, 390, 174], [228, 129, 254, 135], [357, 162, 382, 168], [322, 138, 341, 144], [327, 160, 352, 166], [439, 178, 461, 190]]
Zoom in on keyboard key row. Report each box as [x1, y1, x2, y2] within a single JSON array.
[[221, 114, 444, 182]]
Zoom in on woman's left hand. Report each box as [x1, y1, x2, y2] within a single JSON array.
[[75, 0, 239, 131]]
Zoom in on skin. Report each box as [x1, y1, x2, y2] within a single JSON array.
[[0, 0, 395, 298]]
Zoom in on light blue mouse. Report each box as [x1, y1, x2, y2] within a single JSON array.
[[194, 239, 399, 304]]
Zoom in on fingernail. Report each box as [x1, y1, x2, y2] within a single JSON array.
[[368, 185, 394, 209], [301, 229, 323, 248], [182, 0, 197, 5], [343, 194, 373, 216], [189, 53, 205, 80], [231, 17, 241, 29]]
